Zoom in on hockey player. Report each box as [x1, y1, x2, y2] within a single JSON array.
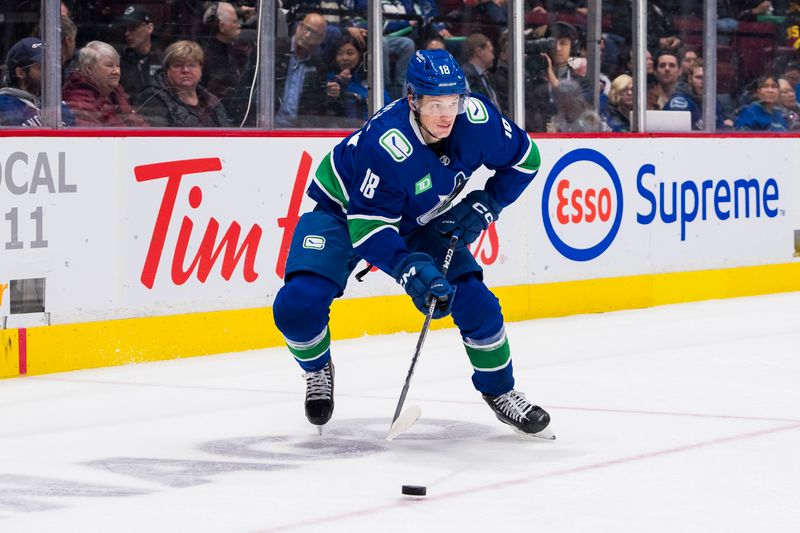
[[272, 49, 553, 438]]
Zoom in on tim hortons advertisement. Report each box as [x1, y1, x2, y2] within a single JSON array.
[[0, 136, 797, 326]]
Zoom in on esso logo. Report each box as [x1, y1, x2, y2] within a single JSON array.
[[542, 148, 624, 261]]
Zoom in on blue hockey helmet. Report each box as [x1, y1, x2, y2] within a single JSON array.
[[406, 49, 468, 97]]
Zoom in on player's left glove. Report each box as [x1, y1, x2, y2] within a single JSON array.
[[436, 190, 502, 245]]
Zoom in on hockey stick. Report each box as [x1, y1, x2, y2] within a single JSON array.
[[387, 234, 459, 441]]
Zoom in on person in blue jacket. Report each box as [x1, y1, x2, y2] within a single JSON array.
[[272, 49, 554, 439], [734, 75, 788, 131], [664, 60, 729, 130], [0, 37, 74, 127], [325, 34, 391, 122]]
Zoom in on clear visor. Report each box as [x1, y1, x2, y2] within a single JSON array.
[[412, 94, 468, 116]]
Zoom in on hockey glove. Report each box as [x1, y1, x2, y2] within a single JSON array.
[[392, 253, 455, 319], [436, 190, 502, 245]]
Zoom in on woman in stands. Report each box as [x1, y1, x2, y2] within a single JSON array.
[[62, 41, 148, 127], [605, 74, 633, 132], [135, 40, 231, 128], [734, 75, 788, 131], [778, 77, 800, 130]]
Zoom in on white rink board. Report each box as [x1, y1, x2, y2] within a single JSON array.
[[0, 135, 798, 325]]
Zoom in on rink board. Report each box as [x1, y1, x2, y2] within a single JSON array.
[[1, 132, 799, 377]]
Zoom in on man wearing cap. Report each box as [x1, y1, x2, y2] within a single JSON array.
[[201, 1, 250, 124], [0, 37, 74, 127], [117, 4, 162, 103]]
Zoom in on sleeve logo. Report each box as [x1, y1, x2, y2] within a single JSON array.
[[379, 129, 413, 161], [466, 98, 489, 124]]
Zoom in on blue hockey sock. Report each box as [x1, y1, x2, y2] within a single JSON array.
[[451, 274, 515, 396], [273, 273, 339, 372]]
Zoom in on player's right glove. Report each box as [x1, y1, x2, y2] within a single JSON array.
[[392, 253, 455, 319], [436, 190, 502, 245]]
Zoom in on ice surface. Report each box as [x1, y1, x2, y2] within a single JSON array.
[[1, 292, 799, 532]]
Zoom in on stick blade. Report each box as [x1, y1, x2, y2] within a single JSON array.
[[386, 405, 422, 441]]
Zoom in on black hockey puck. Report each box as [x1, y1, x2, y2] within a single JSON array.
[[401, 485, 427, 496]]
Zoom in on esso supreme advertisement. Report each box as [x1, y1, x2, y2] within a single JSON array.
[[542, 148, 624, 262], [540, 142, 791, 268]]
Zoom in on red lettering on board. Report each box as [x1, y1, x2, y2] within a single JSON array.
[[135, 158, 262, 289], [275, 151, 313, 279], [469, 223, 499, 265]]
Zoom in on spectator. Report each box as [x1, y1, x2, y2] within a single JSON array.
[[458, 0, 508, 43], [679, 46, 699, 81], [374, 0, 452, 42], [0, 37, 75, 127], [654, 48, 680, 109], [734, 75, 788, 130], [285, 1, 419, 102], [275, 13, 329, 127], [117, 5, 162, 104], [473, 0, 508, 26], [605, 74, 633, 132], [523, 21, 592, 131], [424, 35, 447, 50], [779, 61, 800, 103], [550, 79, 609, 132], [61, 15, 79, 82], [569, 55, 611, 115], [491, 32, 510, 115], [646, 74, 662, 110], [282, 0, 351, 68], [63, 40, 149, 127], [462, 32, 501, 109], [135, 40, 231, 127], [361, 1, 452, 99], [324, 35, 390, 123], [664, 60, 730, 130], [778, 77, 800, 129], [608, 0, 681, 52], [546, 22, 592, 100], [201, 1, 250, 124]]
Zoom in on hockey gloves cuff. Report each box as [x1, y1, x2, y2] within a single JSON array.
[[436, 190, 502, 245], [392, 253, 455, 319]]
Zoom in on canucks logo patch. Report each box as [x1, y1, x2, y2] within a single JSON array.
[[379, 129, 413, 161], [415, 174, 432, 195], [303, 235, 326, 250]]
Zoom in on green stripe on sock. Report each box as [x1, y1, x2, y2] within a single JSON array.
[[288, 329, 331, 361], [465, 338, 511, 371]]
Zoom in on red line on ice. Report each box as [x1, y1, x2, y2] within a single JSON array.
[[254, 421, 800, 533]]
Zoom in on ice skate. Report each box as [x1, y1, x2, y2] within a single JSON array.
[[482, 390, 555, 440], [303, 361, 334, 431]]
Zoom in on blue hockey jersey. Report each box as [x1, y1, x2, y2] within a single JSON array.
[[307, 93, 541, 275], [0, 88, 75, 127]]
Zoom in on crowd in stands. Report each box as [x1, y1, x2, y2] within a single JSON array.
[[1, 0, 799, 131]]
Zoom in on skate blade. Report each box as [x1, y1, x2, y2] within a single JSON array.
[[386, 405, 422, 441], [515, 424, 556, 440], [315, 425, 324, 436]]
